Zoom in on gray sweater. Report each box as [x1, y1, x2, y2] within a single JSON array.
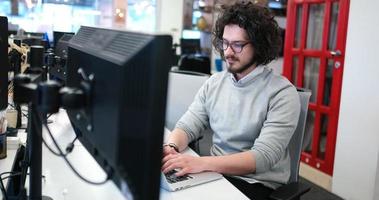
[[175, 66, 300, 189]]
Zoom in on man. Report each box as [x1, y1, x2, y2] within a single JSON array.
[[162, 2, 300, 199]]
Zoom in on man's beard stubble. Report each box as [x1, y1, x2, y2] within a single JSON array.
[[225, 54, 257, 74]]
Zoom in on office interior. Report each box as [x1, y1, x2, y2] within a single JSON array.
[[0, 0, 378, 199]]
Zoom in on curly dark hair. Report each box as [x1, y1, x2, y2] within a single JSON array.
[[212, 1, 282, 66]]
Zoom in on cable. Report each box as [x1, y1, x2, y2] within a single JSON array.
[[41, 126, 78, 156], [0, 172, 44, 200], [0, 177, 7, 200], [7, 103, 28, 118], [0, 171, 21, 179], [0, 172, 15, 177], [42, 138, 62, 156], [41, 133, 77, 156], [32, 109, 110, 185], [65, 136, 78, 154], [1, 172, 23, 181], [0, 172, 22, 200]]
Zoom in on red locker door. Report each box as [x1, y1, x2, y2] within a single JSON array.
[[283, 0, 350, 175]]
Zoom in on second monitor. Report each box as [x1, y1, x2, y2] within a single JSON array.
[[180, 38, 201, 54]]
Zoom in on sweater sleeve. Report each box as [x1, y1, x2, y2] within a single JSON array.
[[175, 80, 210, 143], [251, 85, 300, 173]]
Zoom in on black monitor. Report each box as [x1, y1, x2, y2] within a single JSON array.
[[180, 38, 201, 54], [12, 32, 46, 48], [49, 33, 74, 82], [55, 33, 73, 58], [53, 31, 74, 49], [8, 30, 17, 37], [66, 26, 172, 199], [0, 16, 8, 110]]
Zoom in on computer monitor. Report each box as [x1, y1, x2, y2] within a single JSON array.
[[12, 32, 46, 48], [55, 33, 73, 58], [53, 31, 74, 49], [0, 16, 9, 110], [49, 33, 74, 81], [66, 26, 172, 200], [180, 38, 201, 54], [8, 30, 17, 37]]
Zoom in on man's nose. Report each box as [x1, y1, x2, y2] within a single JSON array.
[[224, 46, 234, 57]]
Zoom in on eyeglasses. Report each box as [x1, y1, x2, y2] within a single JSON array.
[[218, 40, 251, 53]]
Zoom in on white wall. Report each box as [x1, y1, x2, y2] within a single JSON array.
[[332, 0, 379, 199], [374, 154, 379, 200], [156, 0, 184, 45]]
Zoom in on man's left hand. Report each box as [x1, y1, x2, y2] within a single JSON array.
[[162, 154, 209, 176]]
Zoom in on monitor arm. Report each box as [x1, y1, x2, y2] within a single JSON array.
[[12, 59, 88, 200]]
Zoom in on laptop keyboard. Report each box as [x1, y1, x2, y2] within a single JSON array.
[[165, 170, 193, 184]]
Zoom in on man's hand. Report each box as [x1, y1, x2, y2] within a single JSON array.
[[162, 154, 209, 176], [162, 145, 179, 157]]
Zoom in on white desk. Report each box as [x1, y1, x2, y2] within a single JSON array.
[[0, 110, 248, 200]]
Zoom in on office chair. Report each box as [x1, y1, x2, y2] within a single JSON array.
[[165, 69, 212, 154], [269, 88, 312, 200], [165, 70, 210, 131]]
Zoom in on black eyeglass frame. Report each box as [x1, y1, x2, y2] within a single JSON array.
[[217, 39, 252, 53]]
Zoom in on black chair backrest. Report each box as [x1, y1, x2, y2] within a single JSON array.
[[180, 38, 201, 54], [178, 54, 211, 75]]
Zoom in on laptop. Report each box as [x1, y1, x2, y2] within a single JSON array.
[[160, 169, 222, 191]]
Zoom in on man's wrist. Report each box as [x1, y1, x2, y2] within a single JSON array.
[[163, 143, 179, 152]]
